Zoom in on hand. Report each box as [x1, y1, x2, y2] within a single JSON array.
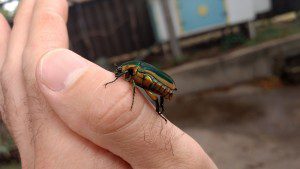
[[0, 0, 217, 168]]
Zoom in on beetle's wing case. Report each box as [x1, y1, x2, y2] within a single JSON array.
[[140, 62, 176, 90], [140, 62, 174, 83], [120, 60, 176, 90]]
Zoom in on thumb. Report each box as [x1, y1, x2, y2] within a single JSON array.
[[36, 49, 217, 169]]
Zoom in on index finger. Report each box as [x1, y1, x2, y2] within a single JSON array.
[[23, 0, 69, 81]]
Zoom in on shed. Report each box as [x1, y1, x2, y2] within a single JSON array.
[[148, 0, 271, 42]]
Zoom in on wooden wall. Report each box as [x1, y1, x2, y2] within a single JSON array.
[[67, 0, 156, 61]]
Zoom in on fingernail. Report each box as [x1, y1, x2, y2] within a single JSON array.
[[39, 49, 88, 91]]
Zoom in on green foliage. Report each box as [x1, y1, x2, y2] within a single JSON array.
[[221, 33, 247, 50], [221, 19, 300, 50], [245, 20, 300, 46]]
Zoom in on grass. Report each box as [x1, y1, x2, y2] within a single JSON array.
[[175, 18, 300, 69], [220, 19, 300, 51], [245, 20, 300, 46]]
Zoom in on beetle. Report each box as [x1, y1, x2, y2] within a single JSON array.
[[104, 60, 177, 122]]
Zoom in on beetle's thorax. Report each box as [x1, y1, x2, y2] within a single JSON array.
[[120, 65, 137, 81], [122, 65, 137, 75]]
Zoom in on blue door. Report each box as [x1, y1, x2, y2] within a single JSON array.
[[176, 0, 226, 32]]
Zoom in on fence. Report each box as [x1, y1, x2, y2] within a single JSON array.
[[68, 0, 156, 62]]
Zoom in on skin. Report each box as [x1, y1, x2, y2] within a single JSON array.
[[0, 0, 218, 168]]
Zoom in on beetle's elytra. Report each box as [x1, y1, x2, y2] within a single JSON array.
[[104, 60, 177, 122]]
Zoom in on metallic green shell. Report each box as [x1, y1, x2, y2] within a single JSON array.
[[121, 60, 175, 84]]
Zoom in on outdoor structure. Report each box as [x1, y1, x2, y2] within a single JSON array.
[[65, 0, 300, 63], [67, 0, 273, 62], [148, 0, 271, 42], [2, 0, 300, 62], [67, 0, 155, 62]]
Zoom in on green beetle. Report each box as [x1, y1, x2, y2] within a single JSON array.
[[105, 60, 177, 122]]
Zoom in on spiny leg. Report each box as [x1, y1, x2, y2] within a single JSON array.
[[155, 99, 160, 113], [158, 96, 167, 123], [130, 80, 136, 110], [145, 90, 167, 122], [160, 96, 165, 114], [145, 90, 159, 111]]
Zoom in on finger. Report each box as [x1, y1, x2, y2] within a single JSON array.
[[0, 13, 11, 117], [20, 1, 130, 167], [22, 0, 69, 134], [20, 0, 69, 158], [37, 49, 217, 169], [23, 0, 69, 81], [22, 0, 68, 140], [1, 0, 37, 167]]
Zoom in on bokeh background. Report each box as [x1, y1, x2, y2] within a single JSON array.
[[1, 0, 300, 168]]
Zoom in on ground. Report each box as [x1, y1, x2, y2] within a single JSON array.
[[167, 81, 300, 169]]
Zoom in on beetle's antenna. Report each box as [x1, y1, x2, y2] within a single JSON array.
[[104, 71, 127, 88]]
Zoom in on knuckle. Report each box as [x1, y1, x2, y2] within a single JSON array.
[[33, 12, 67, 43], [36, 9, 65, 28], [38, 0, 68, 20], [23, 11, 68, 61], [86, 86, 141, 134]]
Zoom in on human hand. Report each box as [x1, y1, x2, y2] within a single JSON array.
[[0, 0, 217, 168]]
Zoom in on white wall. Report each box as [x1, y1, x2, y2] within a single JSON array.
[[225, 0, 255, 24]]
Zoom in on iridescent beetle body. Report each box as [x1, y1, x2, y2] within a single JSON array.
[[105, 60, 177, 122]]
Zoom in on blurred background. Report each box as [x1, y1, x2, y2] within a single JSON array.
[[1, 0, 300, 168]]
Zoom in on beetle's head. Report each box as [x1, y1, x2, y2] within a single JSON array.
[[116, 66, 122, 74], [113, 63, 123, 76]]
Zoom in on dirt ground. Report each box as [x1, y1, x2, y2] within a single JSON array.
[[166, 83, 300, 169]]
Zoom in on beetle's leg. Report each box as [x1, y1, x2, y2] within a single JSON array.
[[160, 96, 165, 114], [155, 99, 160, 114], [145, 90, 167, 123], [145, 90, 159, 110], [104, 72, 126, 87], [158, 96, 167, 123], [131, 80, 136, 110]]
